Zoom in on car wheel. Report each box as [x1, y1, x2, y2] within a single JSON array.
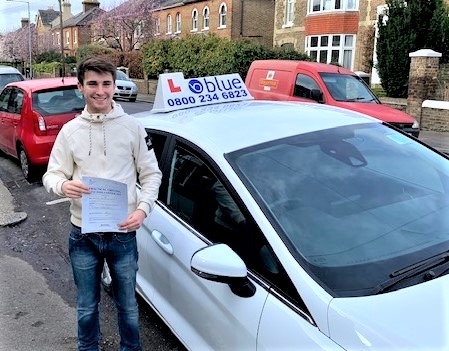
[[101, 261, 112, 295], [129, 97, 136, 102], [18, 146, 36, 182]]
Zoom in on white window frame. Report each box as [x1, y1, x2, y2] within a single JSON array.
[[308, 0, 358, 13], [191, 9, 198, 32], [175, 13, 181, 33], [74, 30, 77, 44], [218, 3, 227, 28], [155, 17, 160, 35], [166, 15, 172, 34], [57, 32, 60, 46], [203, 7, 210, 30], [283, 0, 294, 28], [65, 31, 70, 45], [305, 34, 355, 70]]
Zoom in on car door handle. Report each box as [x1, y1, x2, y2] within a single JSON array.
[[151, 230, 174, 255]]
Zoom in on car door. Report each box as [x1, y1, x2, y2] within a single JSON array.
[[0, 87, 23, 155], [137, 139, 269, 350]]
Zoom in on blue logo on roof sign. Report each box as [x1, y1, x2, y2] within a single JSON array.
[[188, 79, 203, 93], [151, 72, 253, 113]]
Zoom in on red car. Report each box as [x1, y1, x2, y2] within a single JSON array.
[[0, 77, 84, 181]]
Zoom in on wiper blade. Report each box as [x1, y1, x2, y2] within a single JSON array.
[[372, 251, 449, 294]]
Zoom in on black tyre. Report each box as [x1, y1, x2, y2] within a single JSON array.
[[18, 146, 37, 182]]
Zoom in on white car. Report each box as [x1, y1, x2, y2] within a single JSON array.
[[114, 69, 138, 102], [107, 72, 449, 350]]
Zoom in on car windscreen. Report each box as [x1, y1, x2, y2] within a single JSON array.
[[32, 86, 85, 116], [116, 70, 131, 81], [0, 73, 24, 89], [229, 123, 449, 297], [320, 72, 379, 103]]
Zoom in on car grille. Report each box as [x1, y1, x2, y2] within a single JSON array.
[[389, 122, 413, 130], [117, 85, 131, 91]]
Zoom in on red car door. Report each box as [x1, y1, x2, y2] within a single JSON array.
[[1, 88, 24, 156]]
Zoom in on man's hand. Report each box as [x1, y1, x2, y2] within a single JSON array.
[[62, 180, 90, 198], [118, 209, 146, 232]]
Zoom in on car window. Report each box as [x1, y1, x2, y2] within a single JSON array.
[[229, 123, 449, 296], [32, 87, 85, 116], [293, 74, 321, 100], [165, 143, 305, 307], [0, 89, 12, 112], [0, 73, 24, 90], [320, 73, 377, 102], [116, 70, 131, 81], [9, 89, 24, 114], [145, 130, 168, 164]]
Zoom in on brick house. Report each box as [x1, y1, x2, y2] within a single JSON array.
[[273, 0, 383, 77], [35, 0, 104, 57], [152, 0, 275, 48]]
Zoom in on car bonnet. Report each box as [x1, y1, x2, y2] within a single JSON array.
[[327, 274, 449, 350]]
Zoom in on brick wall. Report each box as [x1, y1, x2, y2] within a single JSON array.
[[420, 106, 449, 132]]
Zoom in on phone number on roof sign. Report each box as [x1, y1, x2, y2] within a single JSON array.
[[166, 90, 249, 107]]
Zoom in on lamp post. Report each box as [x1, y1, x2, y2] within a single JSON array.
[[7, 0, 32, 79], [58, 0, 65, 77]]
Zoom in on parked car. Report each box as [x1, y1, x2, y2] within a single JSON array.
[[0, 77, 84, 181], [0, 65, 25, 91], [245, 60, 420, 137], [103, 72, 449, 350], [114, 69, 138, 102]]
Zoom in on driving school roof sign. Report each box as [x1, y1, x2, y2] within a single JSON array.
[[151, 72, 253, 113]]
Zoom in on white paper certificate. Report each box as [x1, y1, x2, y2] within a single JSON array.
[[81, 176, 128, 234]]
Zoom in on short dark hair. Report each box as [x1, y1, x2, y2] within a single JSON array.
[[77, 57, 116, 85]]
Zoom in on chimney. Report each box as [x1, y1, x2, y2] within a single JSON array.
[[21, 18, 29, 29], [82, 0, 100, 13], [62, 0, 73, 21]]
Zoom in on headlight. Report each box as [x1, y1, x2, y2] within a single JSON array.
[[412, 119, 420, 129]]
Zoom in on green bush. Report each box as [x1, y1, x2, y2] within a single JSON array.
[[141, 34, 309, 80], [76, 44, 115, 63]]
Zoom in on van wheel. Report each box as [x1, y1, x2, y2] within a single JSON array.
[[18, 146, 36, 182]]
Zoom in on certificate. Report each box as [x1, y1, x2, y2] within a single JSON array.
[[81, 176, 128, 234]]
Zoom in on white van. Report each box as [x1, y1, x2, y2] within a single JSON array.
[[0, 65, 25, 91]]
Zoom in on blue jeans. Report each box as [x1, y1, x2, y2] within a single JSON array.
[[69, 224, 141, 351]]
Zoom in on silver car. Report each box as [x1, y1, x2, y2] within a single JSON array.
[[114, 69, 138, 102], [0, 65, 24, 91]]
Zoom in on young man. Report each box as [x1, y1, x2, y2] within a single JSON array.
[[43, 57, 162, 351]]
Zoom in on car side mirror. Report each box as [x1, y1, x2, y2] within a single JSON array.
[[191, 243, 256, 298], [310, 89, 324, 103]]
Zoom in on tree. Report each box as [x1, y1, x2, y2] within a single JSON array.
[[376, 0, 449, 97], [91, 0, 160, 52], [2, 24, 36, 64]]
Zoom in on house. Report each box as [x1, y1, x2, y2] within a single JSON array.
[[272, 0, 384, 81], [57, 0, 104, 57], [152, 0, 275, 48], [35, 0, 104, 57]]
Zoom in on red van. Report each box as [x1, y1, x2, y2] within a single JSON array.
[[245, 60, 419, 137]]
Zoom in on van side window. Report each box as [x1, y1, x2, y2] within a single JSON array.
[[293, 74, 322, 101]]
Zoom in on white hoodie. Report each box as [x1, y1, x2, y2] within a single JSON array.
[[43, 101, 162, 228]]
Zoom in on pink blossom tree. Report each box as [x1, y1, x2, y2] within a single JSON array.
[[3, 24, 36, 63], [92, 0, 160, 52]]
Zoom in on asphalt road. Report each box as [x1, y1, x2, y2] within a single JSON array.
[[0, 99, 186, 351]]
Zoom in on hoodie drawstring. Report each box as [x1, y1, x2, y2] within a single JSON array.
[[88, 121, 107, 156]]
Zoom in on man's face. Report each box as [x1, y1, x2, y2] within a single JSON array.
[[78, 70, 115, 114]]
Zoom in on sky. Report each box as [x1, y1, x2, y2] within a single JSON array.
[[0, 0, 119, 34]]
